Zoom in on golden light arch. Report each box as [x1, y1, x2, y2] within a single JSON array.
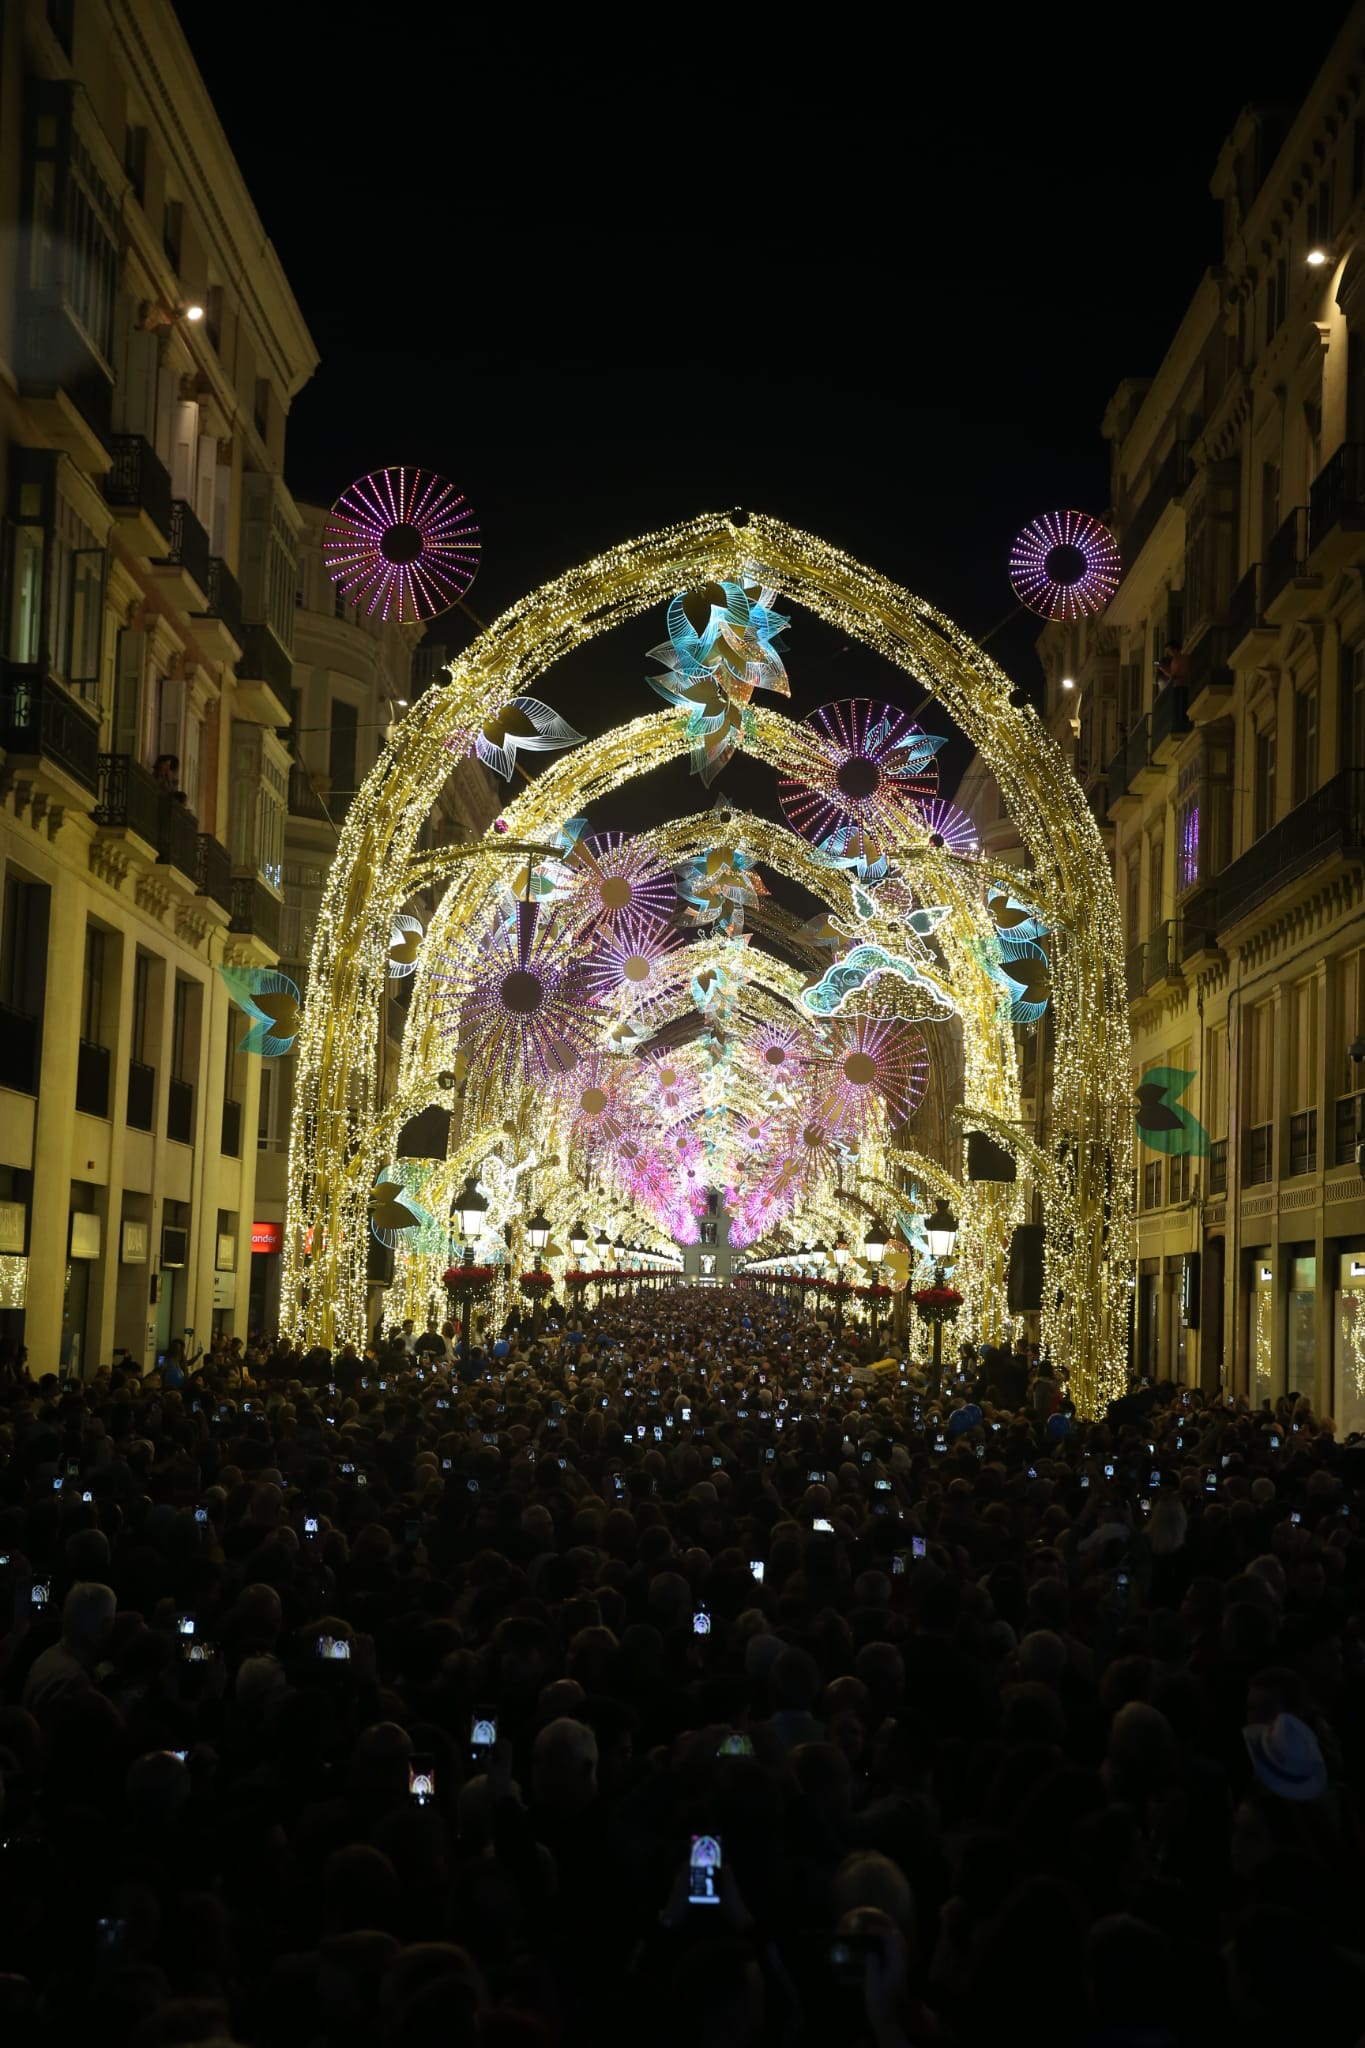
[[284, 512, 1133, 1411]]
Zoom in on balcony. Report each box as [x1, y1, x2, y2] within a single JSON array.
[[127, 1059, 155, 1132], [1215, 769, 1365, 933], [1335, 1092, 1365, 1166], [1120, 441, 1192, 568], [167, 1076, 195, 1145], [104, 434, 172, 556], [1176, 889, 1220, 966], [236, 623, 293, 724], [76, 1039, 110, 1118], [94, 753, 161, 848], [151, 499, 211, 612], [13, 298, 113, 473], [2, 671, 100, 795], [0, 1004, 40, 1095], [1227, 564, 1262, 662], [288, 763, 330, 820], [1208, 1139, 1228, 1196], [1244, 1122, 1273, 1187], [1308, 442, 1365, 575], [1127, 713, 1163, 795], [1107, 737, 1134, 816], [221, 1097, 242, 1158], [1289, 1109, 1318, 1178], [1143, 920, 1183, 991], [229, 876, 283, 952], [1263, 507, 1318, 620], [193, 556, 245, 665], [1124, 938, 1146, 1002], [1185, 625, 1236, 723], [1150, 684, 1190, 760], [156, 794, 199, 880], [195, 833, 233, 914]]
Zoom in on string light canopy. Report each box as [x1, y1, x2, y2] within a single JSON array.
[[1008, 510, 1121, 622], [323, 465, 480, 622], [284, 512, 1134, 1415]]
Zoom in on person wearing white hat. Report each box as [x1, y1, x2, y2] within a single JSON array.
[[1242, 1713, 1328, 1802]]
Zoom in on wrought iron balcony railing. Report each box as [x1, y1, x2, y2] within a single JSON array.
[[104, 433, 173, 536]]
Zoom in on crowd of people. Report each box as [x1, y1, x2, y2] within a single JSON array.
[[0, 1288, 1361, 2047]]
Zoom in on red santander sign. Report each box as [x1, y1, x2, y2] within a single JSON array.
[[251, 1221, 282, 1255]]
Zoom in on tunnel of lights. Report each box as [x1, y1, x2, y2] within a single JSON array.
[[283, 513, 1133, 1412]]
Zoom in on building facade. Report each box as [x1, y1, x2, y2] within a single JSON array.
[[1035, 3, 1365, 1419], [248, 526, 499, 1334], [0, 0, 317, 1372]]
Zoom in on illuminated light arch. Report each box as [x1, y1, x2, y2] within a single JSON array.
[[285, 514, 1132, 1413]]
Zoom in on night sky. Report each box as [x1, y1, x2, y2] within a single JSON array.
[[182, 4, 1350, 845]]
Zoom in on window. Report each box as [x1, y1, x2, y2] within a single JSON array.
[[23, 90, 120, 361], [81, 925, 106, 1045], [1177, 786, 1200, 892], [1148, 836, 1165, 929], [1143, 1161, 1163, 1210], [132, 952, 153, 1064], [1125, 855, 1140, 938], [257, 1063, 275, 1149], [1289, 1111, 1318, 1176], [171, 978, 200, 1082], [254, 379, 270, 440], [1293, 686, 1319, 805], [123, 122, 147, 205], [1168, 1153, 1192, 1204], [0, 876, 45, 1017], [1247, 996, 1275, 1130], [3, 451, 106, 696], [328, 699, 359, 807], [204, 283, 222, 352], [1346, 648, 1365, 771], [162, 198, 182, 272], [259, 753, 285, 888], [1261, 463, 1280, 553], [1254, 724, 1277, 838]]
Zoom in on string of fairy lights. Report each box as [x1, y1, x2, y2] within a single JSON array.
[[282, 512, 1133, 1414]]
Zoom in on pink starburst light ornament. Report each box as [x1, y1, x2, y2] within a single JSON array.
[[778, 699, 946, 883], [584, 911, 683, 1024], [1008, 510, 1120, 622], [323, 466, 479, 622], [569, 830, 677, 936], [807, 1017, 930, 1138]]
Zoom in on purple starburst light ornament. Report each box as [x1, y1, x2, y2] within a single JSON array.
[[323, 465, 479, 622], [451, 900, 589, 1084], [915, 799, 979, 857], [777, 699, 946, 881], [1008, 510, 1120, 622], [571, 831, 677, 936]]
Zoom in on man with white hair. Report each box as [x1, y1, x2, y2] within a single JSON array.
[[23, 1581, 117, 1712]]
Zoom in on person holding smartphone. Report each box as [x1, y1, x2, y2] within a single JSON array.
[[22, 1581, 117, 1712]]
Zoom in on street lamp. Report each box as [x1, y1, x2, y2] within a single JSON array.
[[455, 1174, 487, 1250], [569, 1221, 589, 1260], [452, 1173, 489, 1359], [527, 1206, 551, 1266], [864, 1217, 888, 1339], [925, 1197, 959, 1264], [832, 1231, 850, 1325], [923, 1197, 959, 1391]]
